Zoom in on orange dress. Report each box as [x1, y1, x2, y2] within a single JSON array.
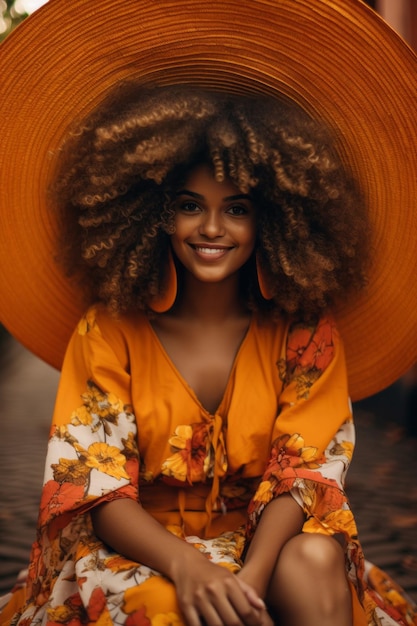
[[0, 306, 415, 626]]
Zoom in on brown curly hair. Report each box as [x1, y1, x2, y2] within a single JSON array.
[[54, 82, 370, 317]]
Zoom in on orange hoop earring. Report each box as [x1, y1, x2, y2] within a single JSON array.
[[149, 248, 177, 313], [256, 252, 274, 301]]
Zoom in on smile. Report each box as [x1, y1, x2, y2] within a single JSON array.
[[189, 244, 233, 260], [194, 246, 230, 254]]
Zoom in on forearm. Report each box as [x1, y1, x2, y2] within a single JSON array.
[[239, 493, 305, 597], [91, 498, 205, 582], [92, 498, 268, 624]]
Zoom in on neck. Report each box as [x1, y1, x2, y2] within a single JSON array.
[[172, 272, 248, 323]]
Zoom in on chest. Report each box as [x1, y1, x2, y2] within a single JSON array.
[[128, 315, 283, 477], [151, 321, 250, 414]]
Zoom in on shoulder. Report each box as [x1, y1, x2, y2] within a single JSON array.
[[277, 314, 343, 396], [286, 315, 339, 370], [77, 304, 149, 337], [251, 313, 339, 359], [75, 304, 152, 365]]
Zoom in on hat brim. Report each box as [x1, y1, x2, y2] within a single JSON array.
[[0, 0, 416, 401]]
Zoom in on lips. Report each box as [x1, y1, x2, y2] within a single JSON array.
[[189, 243, 233, 260]]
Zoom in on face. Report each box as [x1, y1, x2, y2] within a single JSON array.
[[171, 164, 257, 285]]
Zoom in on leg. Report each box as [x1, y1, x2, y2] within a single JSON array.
[[266, 533, 353, 626]]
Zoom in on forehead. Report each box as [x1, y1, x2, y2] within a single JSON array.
[[179, 164, 245, 198]]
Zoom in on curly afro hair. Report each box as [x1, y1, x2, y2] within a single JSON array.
[[54, 83, 370, 318]]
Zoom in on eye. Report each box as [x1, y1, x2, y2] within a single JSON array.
[[178, 201, 201, 213], [227, 204, 249, 216]]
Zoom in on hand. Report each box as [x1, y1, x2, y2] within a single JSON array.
[[171, 551, 267, 626], [236, 578, 274, 626]]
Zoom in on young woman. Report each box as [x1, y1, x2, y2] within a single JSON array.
[[0, 84, 413, 626], [0, 2, 416, 626]]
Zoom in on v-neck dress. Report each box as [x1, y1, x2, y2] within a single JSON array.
[[1, 306, 416, 626]]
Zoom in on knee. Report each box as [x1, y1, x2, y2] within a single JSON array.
[[283, 532, 345, 573], [269, 534, 352, 621]]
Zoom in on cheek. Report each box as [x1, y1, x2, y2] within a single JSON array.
[[239, 219, 257, 247]]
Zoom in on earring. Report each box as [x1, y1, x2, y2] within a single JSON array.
[[149, 247, 177, 313], [256, 252, 274, 300]]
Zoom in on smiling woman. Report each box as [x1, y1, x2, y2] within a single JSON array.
[[0, 1, 417, 625]]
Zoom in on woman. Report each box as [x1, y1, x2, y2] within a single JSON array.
[[0, 2, 416, 626]]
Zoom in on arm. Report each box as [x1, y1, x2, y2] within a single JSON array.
[[237, 494, 305, 598], [91, 497, 208, 579], [91, 498, 268, 626], [239, 316, 356, 599], [76, 310, 271, 624], [46, 308, 268, 625]]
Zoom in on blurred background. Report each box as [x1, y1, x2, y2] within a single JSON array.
[[0, 0, 416, 602]]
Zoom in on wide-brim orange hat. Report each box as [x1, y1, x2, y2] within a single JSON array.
[[0, 0, 416, 401]]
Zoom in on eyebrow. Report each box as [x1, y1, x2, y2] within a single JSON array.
[[176, 189, 252, 201]]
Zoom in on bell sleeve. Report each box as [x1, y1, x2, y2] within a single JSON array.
[[24, 307, 140, 607], [246, 314, 365, 596], [38, 306, 139, 532]]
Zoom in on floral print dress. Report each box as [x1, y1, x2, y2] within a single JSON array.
[[1, 306, 416, 626]]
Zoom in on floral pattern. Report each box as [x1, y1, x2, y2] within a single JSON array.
[[1, 309, 416, 626], [277, 316, 335, 399]]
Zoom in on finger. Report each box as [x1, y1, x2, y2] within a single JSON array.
[[196, 600, 226, 626], [225, 581, 266, 626], [236, 578, 266, 610], [195, 579, 249, 626], [259, 610, 275, 626], [181, 603, 204, 626]]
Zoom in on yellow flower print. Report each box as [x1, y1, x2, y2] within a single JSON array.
[[294, 478, 317, 509], [328, 439, 354, 461], [71, 381, 131, 437], [52, 458, 91, 485], [76, 534, 103, 560], [161, 451, 189, 482], [211, 529, 246, 562], [47, 592, 86, 623], [100, 392, 124, 417], [161, 423, 210, 483], [52, 424, 78, 446], [122, 431, 139, 459], [305, 508, 357, 537], [71, 404, 94, 427], [105, 554, 141, 573], [78, 442, 130, 480], [340, 440, 354, 461], [168, 425, 193, 449], [254, 480, 273, 505], [83, 384, 124, 420], [285, 433, 320, 466], [77, 307, 97, 335], [386, 589, 408, 610], [47, 604, 75, 622], [123, 577, 178, 619], [152, 613, 183, 626], [164, 525, 184, 539]]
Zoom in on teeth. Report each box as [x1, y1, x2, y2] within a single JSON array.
[[195, 246, 227, 254]]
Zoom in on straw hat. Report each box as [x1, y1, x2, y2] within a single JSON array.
[[0, 0, 416, 401]]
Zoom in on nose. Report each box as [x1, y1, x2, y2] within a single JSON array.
[[198, 209, 225, 238]]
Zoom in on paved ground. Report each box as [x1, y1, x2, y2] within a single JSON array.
[[0, 332, 416, 602]]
